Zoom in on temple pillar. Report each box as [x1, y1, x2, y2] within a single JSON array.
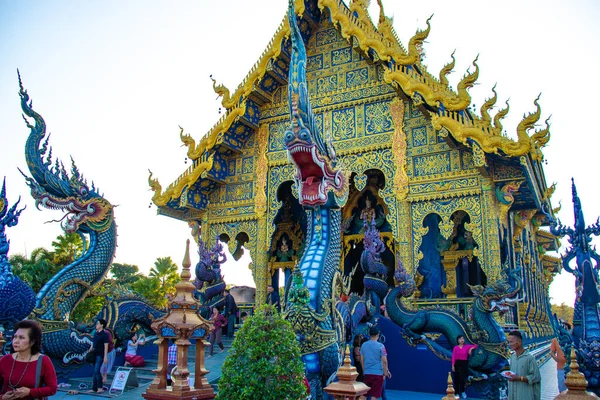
[[440, 250, 473, 298], [254, 123, 269, 306]]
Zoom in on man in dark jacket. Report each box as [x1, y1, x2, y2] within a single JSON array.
[[266, 284, 281, 312], [224, 289, 238, 338]]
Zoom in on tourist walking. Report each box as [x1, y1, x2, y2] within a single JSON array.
[[451, 334, 477, 399], [506, 330, 541, 400], [88, 319, 109, 394], [124, 333, 146, 368], [360, 326, 391, 400], [0, 319, 57, 399], [207, 307, 226, 356], [224, 289, 238, 338], [352, 334, 365, 382], [550, 336, 567, 392]]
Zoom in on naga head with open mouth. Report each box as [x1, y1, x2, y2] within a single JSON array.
[[471, 267, 523, 316], [283, 0, 346, 208], [18, 72, 113, 234]]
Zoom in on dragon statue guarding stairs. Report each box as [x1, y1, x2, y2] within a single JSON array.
[[386, 254, 523, 398], [283, 0, 348, 398], [17, 72, 117, 369]]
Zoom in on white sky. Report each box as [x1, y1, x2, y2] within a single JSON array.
[[1, 0, 599, 306]]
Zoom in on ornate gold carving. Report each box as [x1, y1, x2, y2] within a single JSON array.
[[441, 250, 474, 298], [180, 102, 247, 161], [148, 154, 215, 207], [497, 181, 522, 230], [512, 209, 537, 242], [211, 76, 235, 110], [431, 96, 545, 159], [390, 98, 408, 200], [254, 124, 269, 217], [411, 196, 484, 275], [383, 56, 478, 112], [439, 51, 455, 88]]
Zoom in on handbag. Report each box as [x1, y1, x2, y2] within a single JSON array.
[[34, 354, 49, 400]]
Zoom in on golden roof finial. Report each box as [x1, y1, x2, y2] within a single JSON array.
[[480, 84, 498, 125], [493, 99, 510, 135], [439, 50, 456, 87]]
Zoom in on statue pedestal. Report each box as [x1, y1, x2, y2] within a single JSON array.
[[441, 250, 473, 298], [143, 387, 215, 400]]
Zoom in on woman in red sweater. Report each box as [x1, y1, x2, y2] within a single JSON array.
[[451, 335, 477, 399], [0, 320, 57, 399], [207, 307, 227, 357]]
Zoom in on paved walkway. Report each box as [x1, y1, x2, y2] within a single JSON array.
[[49, 354, 563, 399]]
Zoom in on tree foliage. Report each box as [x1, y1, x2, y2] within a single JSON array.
[[132, 276, 168, 308], [217, 305, 306, 400], [552, 303, 575, 324], [110, 263, 141, 285], [51, 232, 84, 266], [71, 295, 107, 323], [10, 247, 61, 293]]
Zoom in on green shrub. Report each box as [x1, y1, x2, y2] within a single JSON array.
[[217, 305, 307, 400]]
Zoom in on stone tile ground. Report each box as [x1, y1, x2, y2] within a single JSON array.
[[49, 353, 563, 399]]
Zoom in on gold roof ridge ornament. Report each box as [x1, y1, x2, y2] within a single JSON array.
[[480, 84, 498, 125], [439, 50, 456, 88], [148, 152, 215, 207], [143, 239, 215, 400], [431, 94, 548, 159], [210, 75, 235, 110]]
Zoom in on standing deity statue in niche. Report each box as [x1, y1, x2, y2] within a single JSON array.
[[274, 234, 295, 262], [344, 190, 390, 234]]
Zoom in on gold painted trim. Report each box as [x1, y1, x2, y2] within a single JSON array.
[[149, 155, 215, 207]]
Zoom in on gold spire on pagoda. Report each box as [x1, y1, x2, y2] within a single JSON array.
[[323, 346, 370, 399], [143, 239, 215, 400], [554, 347, 599, 399]]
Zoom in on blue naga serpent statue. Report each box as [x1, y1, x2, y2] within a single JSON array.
[[18, 74, 117, 366], [194, 236, 227, 318], [361, 217, 390, 319], [96, 287, 166, 347], [282, 0, 348, 397], [386, 256, 522, 397], [0, 179, 36, 331], [96, 236, 227, 345], [547, 179, 600, 394]]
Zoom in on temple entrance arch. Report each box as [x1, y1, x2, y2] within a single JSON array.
[[415, 213, 444, 299], [435, 210, 486, 298], [341, 169, 395, 295], [268, 181, 306, 292]]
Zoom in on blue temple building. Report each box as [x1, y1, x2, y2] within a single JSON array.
[[147, 0, 563, 396]]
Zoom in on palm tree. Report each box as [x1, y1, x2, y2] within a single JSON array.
[[132, 276, 167, 308], [149, 257, 179, 287], [148, 256, 180, 301], [51, 233, 84, 266], [10, 247, 60, 293]]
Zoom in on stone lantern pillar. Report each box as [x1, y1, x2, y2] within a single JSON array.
[[143, 240, 215, 400], [323, 346, 370, 399]]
